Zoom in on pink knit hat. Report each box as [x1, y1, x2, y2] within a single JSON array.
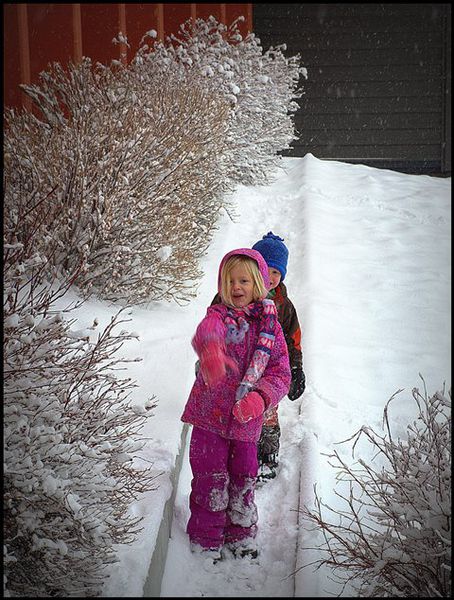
[[217, 248, 270, 295]]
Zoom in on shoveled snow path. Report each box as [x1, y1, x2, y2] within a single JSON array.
[[160, 159, 314, 597], [161, 397, 306, 597]]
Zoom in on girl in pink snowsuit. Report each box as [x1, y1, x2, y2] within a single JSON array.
[[181, 248, 291, 560]]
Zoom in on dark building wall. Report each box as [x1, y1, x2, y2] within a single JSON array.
[[4, 3, 450, 175], [253, 3, 451, 175]]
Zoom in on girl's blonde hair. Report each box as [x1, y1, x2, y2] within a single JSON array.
[[220, 255, 267, 306]]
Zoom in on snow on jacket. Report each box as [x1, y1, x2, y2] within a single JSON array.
[[181, 248, 291, 443]]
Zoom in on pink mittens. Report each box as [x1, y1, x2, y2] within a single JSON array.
[[200, 342, 238, 387], [232, 391, 265, 424]]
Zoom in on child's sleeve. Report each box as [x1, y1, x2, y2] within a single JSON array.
[[254, 324, 291, 410], [282, 299, 303, 369], [191, 307, 226, 356]]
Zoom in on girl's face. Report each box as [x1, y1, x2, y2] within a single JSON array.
[[228, 263, 255, 308], [268, 267, 282, 290]]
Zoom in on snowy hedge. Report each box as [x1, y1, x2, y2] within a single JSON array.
[[299, 382, 451, 597], [4, 58, 231, 304], [4, 16, 304, 305], [3, 232, 157, 596], [137, 16, 306, 185]]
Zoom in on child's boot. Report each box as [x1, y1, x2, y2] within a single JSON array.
[[225, 540, 259, 560], [257, 452, 278, 483], [190, 542, 223, 564]]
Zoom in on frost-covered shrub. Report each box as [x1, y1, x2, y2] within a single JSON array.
[[4, 233, 157, 596], [136, 16, 306, 185], [4, 16, 304, 305], [299, 382, 451, 597], [4, 57, 231, 304]]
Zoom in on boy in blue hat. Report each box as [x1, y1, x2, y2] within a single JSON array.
[[251, 232, 306, 482]]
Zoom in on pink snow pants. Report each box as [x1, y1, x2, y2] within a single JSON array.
[[187, 426, 259, 550]]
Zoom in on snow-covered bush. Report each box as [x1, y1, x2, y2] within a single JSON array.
[[4, 17, 304, 304], [4, 229, 157, 596], [136, 16, 306, 185], [4, 57, 231, 304], [299, 382, 451, 597]]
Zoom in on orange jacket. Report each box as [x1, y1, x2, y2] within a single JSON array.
[[270, 282, 302, 370]]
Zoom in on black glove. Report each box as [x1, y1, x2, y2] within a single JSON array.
[[288, 366, 305, 400]]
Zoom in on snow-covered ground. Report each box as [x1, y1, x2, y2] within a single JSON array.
[[68, 154, 450, 597]]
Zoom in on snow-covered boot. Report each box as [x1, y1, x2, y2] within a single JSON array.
[[190, 542, 223, 564], [225, 541, 259, 560], [257, 462, 277, 483], [257, 452, 278, 483]]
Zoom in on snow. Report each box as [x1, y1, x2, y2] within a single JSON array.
[[58, 154, 450, 596], [156, 246, 173, 262]]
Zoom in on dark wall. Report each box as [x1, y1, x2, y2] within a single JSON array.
[[253, 3, 451, 175]]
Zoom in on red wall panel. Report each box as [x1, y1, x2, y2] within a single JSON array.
[[28, 4, 73, 77], [225, 3, 252, 35], [193, 3, 223, 23], [3, 5, 22, 109], [3, 3, 253, 110], [80, 4, 122, 66], [163, 3, 192, 40], [124, 3, 158, 57]]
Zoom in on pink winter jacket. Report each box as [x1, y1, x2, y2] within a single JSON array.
[[181, 303, 291, 442]]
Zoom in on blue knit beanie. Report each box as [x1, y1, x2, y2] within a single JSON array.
[[252, 232, 289, 281]]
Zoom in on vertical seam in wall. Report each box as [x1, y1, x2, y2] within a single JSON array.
[[118, 4, 127, 64], [246, 3, 253, 33], [72, 4, 83, 64], [17, 3, 31, 111], [156, 4, 164, 42]]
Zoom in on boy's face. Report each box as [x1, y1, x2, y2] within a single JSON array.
[[268, 267, 282, 290]]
